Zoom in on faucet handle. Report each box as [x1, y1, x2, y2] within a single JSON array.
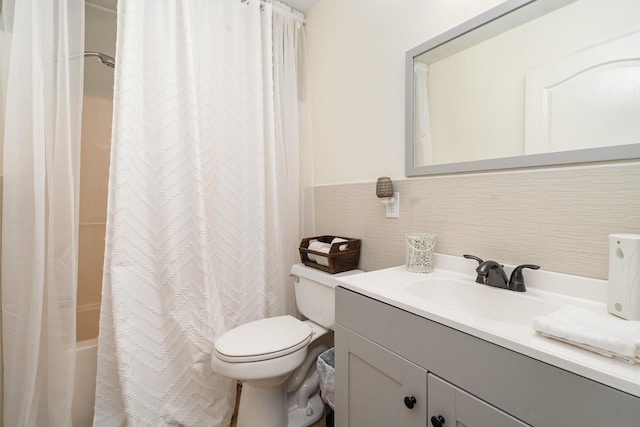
[[463, 254, 484, 264], [463, 254, 485, 283], [509, 264, 540, 292]]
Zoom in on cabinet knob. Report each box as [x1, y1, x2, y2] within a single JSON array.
[[430, 415, 446, 427], [403, 395, 417, 409]]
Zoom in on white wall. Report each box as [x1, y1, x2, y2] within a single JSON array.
[[306, 0, 504, 185], [305, 0, 640, 278], [306, 0, 640, 184]]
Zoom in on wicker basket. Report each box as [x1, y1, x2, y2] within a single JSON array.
[[299, 235, 361, 274]]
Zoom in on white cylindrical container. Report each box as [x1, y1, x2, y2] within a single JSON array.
[[406, 233, 436, 273], [607, 234, 640, 320]]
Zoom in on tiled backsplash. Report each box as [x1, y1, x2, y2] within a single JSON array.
[[314, 162, 640, 279]]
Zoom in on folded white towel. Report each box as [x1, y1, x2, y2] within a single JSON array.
[[536, 333, 639, 364], [532, 305, 640, 364]]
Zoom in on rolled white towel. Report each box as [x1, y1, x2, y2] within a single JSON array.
[[331, 237, 349, 251], [308, 241, 330, 263], [532, 305, 640, 364]]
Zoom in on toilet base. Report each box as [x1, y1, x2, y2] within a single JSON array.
[[236, 382, 287, 427], [236, 382, 325, 427]]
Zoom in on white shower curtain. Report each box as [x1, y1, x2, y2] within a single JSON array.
[[270, 4, 315, 309], [1, 0, 84, 426], [93, 1, 312, 425]]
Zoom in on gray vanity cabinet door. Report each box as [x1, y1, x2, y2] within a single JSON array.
[[334, 324, 427, 427], [428, 373, 530, 427]]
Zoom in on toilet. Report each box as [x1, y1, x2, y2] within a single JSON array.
[[211, 263, 362, 427]]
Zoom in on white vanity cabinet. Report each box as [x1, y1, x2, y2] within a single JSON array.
[[335, 287, 640, 427]]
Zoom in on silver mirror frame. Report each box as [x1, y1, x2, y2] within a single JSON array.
[[405, 0, 640, 177]]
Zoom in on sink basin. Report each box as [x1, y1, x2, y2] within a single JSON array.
[[404, 276, 560, 325]]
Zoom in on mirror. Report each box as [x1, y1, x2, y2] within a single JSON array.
[[406, 0, 640, 176]]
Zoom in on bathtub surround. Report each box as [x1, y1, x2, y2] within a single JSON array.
[[77, 95, 113, 342], [94, 1, 312, 425], [1, 0, 84, 425], [75, 2, 118, 344], [315, 162, 640, 279]]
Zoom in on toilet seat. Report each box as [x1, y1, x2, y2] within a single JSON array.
[[214, 315, 312, 363]]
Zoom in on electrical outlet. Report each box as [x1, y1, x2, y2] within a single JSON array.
[[386, 192, 400, 218]]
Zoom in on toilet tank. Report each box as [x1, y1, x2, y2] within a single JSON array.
[[290, 264, 363, 330]]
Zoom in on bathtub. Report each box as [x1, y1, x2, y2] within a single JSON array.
[[72, 337, 98, 427]]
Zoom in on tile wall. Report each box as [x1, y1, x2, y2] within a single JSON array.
[[77, 95, 113, 341], [315, 162, 640, 279]]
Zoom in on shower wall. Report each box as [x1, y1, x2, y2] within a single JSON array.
[[78, 1, 116, 341], [77, 95, 112, 341]]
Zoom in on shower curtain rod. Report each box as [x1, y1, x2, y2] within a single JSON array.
[[245, 0, 306, 24]]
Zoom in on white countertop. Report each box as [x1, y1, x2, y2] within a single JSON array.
[[337, 254, 640, 397]]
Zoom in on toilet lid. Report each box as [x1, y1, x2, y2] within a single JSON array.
[[214, 315, 312, 363]]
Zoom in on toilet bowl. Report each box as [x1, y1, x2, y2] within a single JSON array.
[[210, 263, 362, 427]]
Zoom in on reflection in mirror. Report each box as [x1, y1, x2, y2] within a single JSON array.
[[406, 0, 640, 176]]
